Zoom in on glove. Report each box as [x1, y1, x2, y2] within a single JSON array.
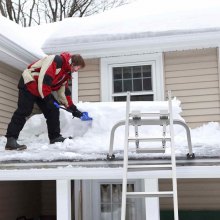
[[44, 94, 57, 110], [68, 104, 83, 118]]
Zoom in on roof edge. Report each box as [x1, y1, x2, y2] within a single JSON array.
[[42, 30, 220, 58], [0, 34, 43, 70]]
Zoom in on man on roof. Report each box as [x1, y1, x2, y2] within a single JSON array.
[[5, 52, 86, 150]]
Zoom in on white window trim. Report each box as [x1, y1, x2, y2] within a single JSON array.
[[80, 179, 145, 220], [71, 71, 78, 103], [100, 53, 164, 101]]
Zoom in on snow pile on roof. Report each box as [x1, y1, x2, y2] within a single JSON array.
[[0, 100, 220, 162]]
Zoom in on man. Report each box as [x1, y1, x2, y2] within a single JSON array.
[[5, 52, 85, 150]]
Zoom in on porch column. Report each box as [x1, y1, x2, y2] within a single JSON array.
[[56, 179, 71, 220], [144, 178, 160, 220]]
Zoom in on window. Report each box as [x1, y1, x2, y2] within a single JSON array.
[[113, 65, 153, 101], [79, 180, 144, 220], [101, 54, 164, 101]]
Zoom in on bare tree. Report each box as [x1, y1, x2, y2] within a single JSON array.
[[0, 0, 131, 26]]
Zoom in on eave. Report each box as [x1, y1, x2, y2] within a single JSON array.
[[42, 29, 220, 58], [0, 33, 42, 70]]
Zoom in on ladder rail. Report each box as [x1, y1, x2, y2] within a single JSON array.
[[121, 92, 131, 220], [168, 91, 179, 220], [120, 91, 180, 220]]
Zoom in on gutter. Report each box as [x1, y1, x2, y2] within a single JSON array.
[[0, 33, 44, 70]]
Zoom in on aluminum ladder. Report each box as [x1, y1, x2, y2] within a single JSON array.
[[121, 91, 179, 220]]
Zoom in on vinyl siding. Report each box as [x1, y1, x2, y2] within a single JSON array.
[[0, 181, 41, 220], [78, 58, 100, 102], [0, 62, 40, 136], [40, 181, 56, 216], [164, 48, 220, 128], [160, 179, 220, 210], [0, 63, 21, 136]]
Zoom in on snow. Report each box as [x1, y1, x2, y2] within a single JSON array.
[[2, 0, 220, 54], [1, 1, 220, 162], [0, 15, 45, 57], [41, 0, 220, 45], [0, 99, 219, 162]]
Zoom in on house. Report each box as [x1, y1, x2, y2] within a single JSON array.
[[0, 0, 220, 220]]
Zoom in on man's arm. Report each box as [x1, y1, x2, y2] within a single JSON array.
[[38, 55, 62, 98]]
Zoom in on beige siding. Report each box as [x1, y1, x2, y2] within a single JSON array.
[[78, 58, 100, 102], [0, 63, 21, 136], [0, 62, 39, 136], [0, 181, 41, 220], [164, 48, 220, 128], [160, 179, 220, 210], [40, 181, 56, 216], [0, 181, 57, 220]]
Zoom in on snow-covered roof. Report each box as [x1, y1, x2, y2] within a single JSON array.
[[1, 0, 220, 61], [0, 16, 44, 70], [40, 0, 220, 57], [0, 100, 219, 163]]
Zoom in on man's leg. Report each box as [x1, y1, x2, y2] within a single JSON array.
[[36, 97, 61, 141], [5, 89, 35, 150]]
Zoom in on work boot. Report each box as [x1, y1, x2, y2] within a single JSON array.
[[50, 135, 72, 144], [5, 137, 27, 151]]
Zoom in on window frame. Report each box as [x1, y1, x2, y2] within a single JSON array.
[[101, 53, 164, 102]]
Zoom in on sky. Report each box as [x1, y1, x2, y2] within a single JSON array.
[[0, 100, 219, 162]]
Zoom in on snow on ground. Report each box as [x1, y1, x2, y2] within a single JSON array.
[[0, 100, 219, 162]]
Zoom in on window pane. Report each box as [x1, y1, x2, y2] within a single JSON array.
[[123, 79, 132, 92], [133, 66, 141, 78], [114, 96, 126, 102], [114, 95, 153, 101], [143, 78, 152, 90], [143, 65, 151, 77], [131, 95, 153, 101], [126, 203, 136, 220], [112, 184, 122, 202], [101, 184, 111, 203], [101, 204, 111, 220], [114, 80, 123, 93], [123, 67, 132, 79], [113, 67, 122, 80], [133, 79, 142, 91], [113, 204, 121, 220]]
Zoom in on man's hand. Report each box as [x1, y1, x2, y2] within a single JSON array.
[[68, 104, 83, 118]]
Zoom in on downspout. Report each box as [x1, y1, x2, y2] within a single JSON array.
[[217, 47, 220, 122]]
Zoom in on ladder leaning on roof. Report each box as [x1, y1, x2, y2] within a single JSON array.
[[120, 91, 179, 220]]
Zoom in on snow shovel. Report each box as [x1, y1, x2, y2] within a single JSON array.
[[53, 101, 93, 121]]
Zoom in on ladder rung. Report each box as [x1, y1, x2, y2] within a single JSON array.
[[127, 164, 172, 171], [135, 147, 166, 153], [128, 137, 171, 142], [126, 191, 173, 198]]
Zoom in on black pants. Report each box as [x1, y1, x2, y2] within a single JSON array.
[[6, 88, 60, 140]]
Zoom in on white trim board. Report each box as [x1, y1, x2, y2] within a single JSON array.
[[1, 166, 220, 180]]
